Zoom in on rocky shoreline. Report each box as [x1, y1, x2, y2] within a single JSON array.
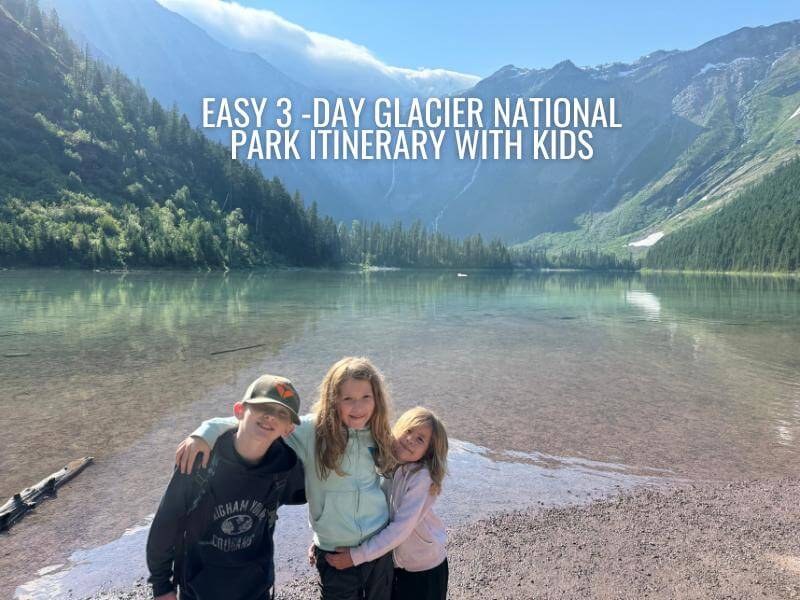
[[87, 478, 800, 600]]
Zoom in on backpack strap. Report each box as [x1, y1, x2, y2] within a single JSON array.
[[174, 452, 219, 588], [186, 452, 219, 518]]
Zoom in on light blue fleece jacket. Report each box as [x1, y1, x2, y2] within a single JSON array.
[[192, 414, 389, 552]]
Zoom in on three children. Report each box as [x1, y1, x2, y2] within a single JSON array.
[[147, 357, 450, 600]]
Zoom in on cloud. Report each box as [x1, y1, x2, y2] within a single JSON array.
[[156, 0, 480, 97]]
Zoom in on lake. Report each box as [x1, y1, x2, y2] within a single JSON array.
[[1, 269, 798, 598]]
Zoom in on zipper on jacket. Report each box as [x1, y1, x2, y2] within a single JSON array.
[[355, 432, 362, 540]]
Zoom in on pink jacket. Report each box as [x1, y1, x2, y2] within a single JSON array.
[[349, 463, 447, 572]]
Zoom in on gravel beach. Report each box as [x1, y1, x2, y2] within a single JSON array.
[[88, 477, 800, 600]]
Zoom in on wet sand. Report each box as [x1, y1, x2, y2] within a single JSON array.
[[87, 478, 800, 600]]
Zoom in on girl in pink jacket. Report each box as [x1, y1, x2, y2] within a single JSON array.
[[325, 407, 449, 599]]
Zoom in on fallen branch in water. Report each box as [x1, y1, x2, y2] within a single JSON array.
[[210, 343, 266, 356], [0, 457, 93, 532]]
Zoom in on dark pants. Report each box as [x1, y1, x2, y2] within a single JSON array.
[[392, 558, 448, 600], [314, 546, 393, 600], [179, 584, 273, 600]]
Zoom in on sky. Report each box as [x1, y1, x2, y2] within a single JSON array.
[[235, 0, 799, 77]]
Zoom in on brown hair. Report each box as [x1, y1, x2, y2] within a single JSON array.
[[393, 407, 448, 495], [312, 356, 395, 479]]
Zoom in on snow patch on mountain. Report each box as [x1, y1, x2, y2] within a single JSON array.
[[615, 67, 642, 78], [697, 62, 728, 76], [628, 232, 665, 247]]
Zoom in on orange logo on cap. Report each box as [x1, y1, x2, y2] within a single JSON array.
[[275, 382, 296, 400]]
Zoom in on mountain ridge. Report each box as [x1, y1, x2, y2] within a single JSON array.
[[0, 1, 517, 271], [0, 1, 338, 268], [448, 19, 800, 251], [20, 2, 800, 257], [39, 0, 372, 221]]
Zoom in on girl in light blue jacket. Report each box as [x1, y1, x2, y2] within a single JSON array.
[[177, 356, 397, 599]]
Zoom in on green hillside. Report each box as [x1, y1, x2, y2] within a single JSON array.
[[0, 1, 342, 268], [645, 158, 800, 272], [517, 32, 800, 261], [0, 1, 521, 270]]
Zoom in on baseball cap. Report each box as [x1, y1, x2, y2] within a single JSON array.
[[242, 374, 301, 424]]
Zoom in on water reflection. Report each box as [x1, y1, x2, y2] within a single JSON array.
[[624, 290, 662, 320]]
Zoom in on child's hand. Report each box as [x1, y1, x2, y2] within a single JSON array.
[[325, 547, 354, 570], [307, 543, 316, 566], [154, 592, 177, 600], [175, 436, 210, 474]]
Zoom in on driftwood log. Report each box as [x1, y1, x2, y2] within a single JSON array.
[[0, 457, 93, 532]]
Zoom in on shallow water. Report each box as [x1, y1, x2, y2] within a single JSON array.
[[1, 269, 798, 597], [14, 440, 665, 599]]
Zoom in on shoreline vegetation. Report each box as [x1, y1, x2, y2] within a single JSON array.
[[2, 264, 798, 277], [643, 159, 800, 274], [640, 268, 800, 278]]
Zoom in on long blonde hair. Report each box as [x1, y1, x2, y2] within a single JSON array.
[[312, 357, 395, 479], [393, 407, 448, 495]]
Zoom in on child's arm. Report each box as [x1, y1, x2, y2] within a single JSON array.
[[146, 467, 192, 598], [176, 416, 237, 473], [177, 415, 314, 474], [281, 413, 314, 462], [192, 416, 238, 445], [330, 468, 433, 568]]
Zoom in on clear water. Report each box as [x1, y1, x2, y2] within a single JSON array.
[[2, 269, 798, 597]]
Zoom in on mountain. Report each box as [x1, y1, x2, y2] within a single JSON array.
[[391, 21, 800, 249], [39, 0, 305, 126], [31, 1, 800, 259], [474, 22, 800, 249], [38, 0, 478, 227], [155, 0, 480, 98], [0, 1, 340, 268], [39, 0, 375, 221], [644, 158, 800, 272], [0, 0, 517, 271]]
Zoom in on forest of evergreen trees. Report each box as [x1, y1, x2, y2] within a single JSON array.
[[0, 0, 525, 270], [645, 158, 800, 272], [0, 0, 636, 272], [0, 0, 654, 273], [512, 246, 638, 270]]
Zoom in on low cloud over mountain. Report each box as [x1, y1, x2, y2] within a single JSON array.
[[156, 0, 479, 97]]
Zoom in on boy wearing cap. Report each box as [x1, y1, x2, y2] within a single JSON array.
[[146, 375, 306, 600]]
